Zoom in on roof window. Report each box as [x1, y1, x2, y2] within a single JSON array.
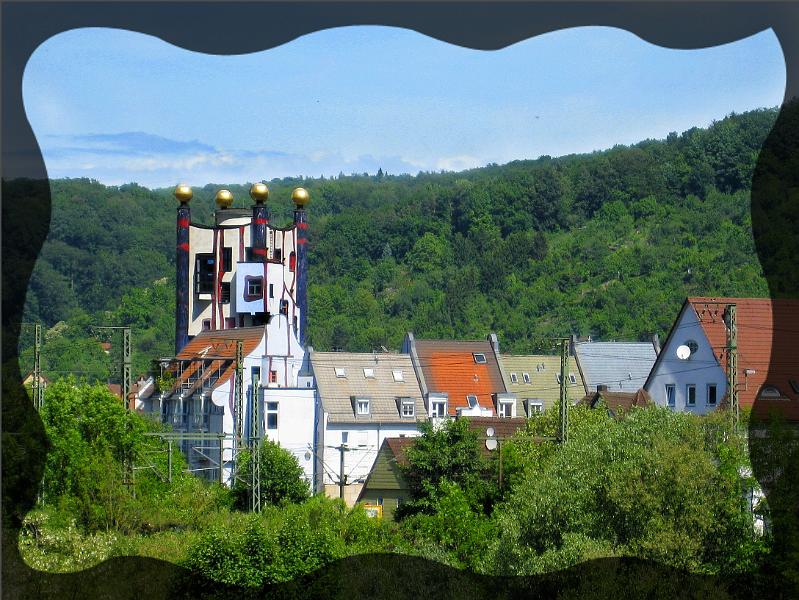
[[522, 372, 531, 384], [510, 372, 518, 384], [473, 353, 487, 364], [467, 394, 479, 408], [392, 369, 404, 382], [569, 373, 577, 384], [335, 367, 347, 378], [363, 368, 375, 379]]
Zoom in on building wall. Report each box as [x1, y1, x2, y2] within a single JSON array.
[[319, 421, 421, 506], [262, 387, 316, 487], [646, 303, 727, 414]]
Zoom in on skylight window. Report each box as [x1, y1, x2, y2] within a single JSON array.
[[335, 368, 347, 378], [569, 373, 577, 384], [522, 372, 531, 384], [363, 368, 375, 379], [473, 353, 487, 364], [510, 372, 518, 384], [392, 370, 404, 382], [467, 394, 479, 408]]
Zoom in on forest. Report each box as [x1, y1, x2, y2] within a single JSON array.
[[13, 107, 776, 381]]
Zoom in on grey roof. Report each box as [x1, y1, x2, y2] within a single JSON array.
[[311, 352, 426, 424], [572, 342, 657, 394]]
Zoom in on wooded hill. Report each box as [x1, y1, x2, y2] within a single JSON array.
[[17, 107, 776, 380]]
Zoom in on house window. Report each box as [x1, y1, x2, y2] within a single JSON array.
[[759, 386, 784, 399], [431, 400, 447, 417], [707, 384, 717, 405], [280, 299, 289, 315], [686, 384, 696, 406], [244, 276, 263, 301], [356, 399, 370, 415], [195, 254, 215, 294], [510, 372, 518, 384], [473, 353, 486, 364], [266, 402, 278, 429], [526, 400, 543, 415], [274, 248, 282, 262], [269, 370, 277, 383], [335, 368, 347, 378], [522, 372, 531, 384], [665, 384, 676, 407], [401, 398, 415, 418], [498, 401, 514, 418], [201, 319, 211, 331], [569, 373, 577, 384], [220, 282, 231, 304], [269, 283, 274, 298], [289, 251, 296, 272], [342, 432, 349, 444], [363, 368, 375, 379], [392, 370, 404, 382], [466, 394, 478, 408], [224, 317, 236, 329], [222, 247, 232, 272]]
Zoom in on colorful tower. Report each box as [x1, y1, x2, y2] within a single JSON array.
[[173, 183, 310, 359]]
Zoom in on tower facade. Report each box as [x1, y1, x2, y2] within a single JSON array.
[[173, 184, 310, 367]]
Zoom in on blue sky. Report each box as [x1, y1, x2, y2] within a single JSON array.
[[22, 26, 786, 189]]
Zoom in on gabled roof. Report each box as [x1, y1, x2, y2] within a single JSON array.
[[685, 297, 799, 420], [413, 339, 507, 416], [500, 354, 583, 411], [385, 437, 416, 468], [312, 352, 425, 423], [573, 341, 657, 394], [579, 388, 653, 415]]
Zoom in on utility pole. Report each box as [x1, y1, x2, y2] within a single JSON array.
[[250, 368, 261, 513], [33, 323, 44, 410], [498, 439, 503, 491], [557, 337, 569, 444], [724, 304, 739, 429], [338, 443, 348, 500], [233, 340, 244, 483], [93, 326, 132, 408]]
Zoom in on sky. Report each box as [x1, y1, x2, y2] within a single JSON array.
[[22, 26, 786, 189]]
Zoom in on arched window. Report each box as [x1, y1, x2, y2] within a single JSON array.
[[758, 385, 785, 400], [289, 251, 296, 272]]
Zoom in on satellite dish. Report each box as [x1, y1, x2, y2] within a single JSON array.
[[485, 438, 498, 451], [676, 345, 691, 360], [486, 427, 495, 437]]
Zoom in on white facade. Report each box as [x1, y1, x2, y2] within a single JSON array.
[[645, 303, 727, 414], [319, 415, 421, 505]]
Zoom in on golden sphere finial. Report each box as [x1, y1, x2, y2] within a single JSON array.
[[215, 189, 234, 208], [250, 182, 269, 204], [292, 187, 310, 208], [174, 183, 193, 204]]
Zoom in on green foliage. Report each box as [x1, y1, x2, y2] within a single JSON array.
[[398, 419, 498, 518], [231, 440, 311, 509], [487, 405, 766, 576]]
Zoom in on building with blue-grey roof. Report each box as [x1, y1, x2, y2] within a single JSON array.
[[572, 338, 660, 395]]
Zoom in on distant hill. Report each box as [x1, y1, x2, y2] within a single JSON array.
[[15, 107, 777, 380]]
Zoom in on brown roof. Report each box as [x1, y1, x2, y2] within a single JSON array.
[[413, 339, 507, 416], [172, 327, 265, 391], [385, 437, 416, 468], [579, 388, 653, 414], [687, 298, 799, 421]]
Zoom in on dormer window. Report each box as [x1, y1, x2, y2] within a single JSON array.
[[498, 399, 515, 418], [525, 399, 543, 415], [430, 399, 447, 417], [522, 372, 531, 384], [399, 397, 415, 418], [392, 370, 404, 382], [510, 372, 518, 384], [335, 368, 347, 378], [473, 353, 486, 364], [356, 399, 370, 415]]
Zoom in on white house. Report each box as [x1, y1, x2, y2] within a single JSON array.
[[311, 350, 426, 506]]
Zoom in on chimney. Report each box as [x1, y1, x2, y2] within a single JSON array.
[[292, 188, 310, 346], [174, 184, 192, 354], [652, 333, 661, 355], [488, 332, 500, 354]]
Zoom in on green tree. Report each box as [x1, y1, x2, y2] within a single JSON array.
[[232, 439, 311, 509]]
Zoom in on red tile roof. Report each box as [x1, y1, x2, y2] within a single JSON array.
[[414, 339, 507, 416], [172, 327, 264, 391], [688, 297, 799, 421]]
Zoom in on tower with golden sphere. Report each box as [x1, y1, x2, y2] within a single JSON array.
[[173, 183, 310, 360]]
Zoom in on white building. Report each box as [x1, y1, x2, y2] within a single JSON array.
[[311, 351, 426, 506]]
